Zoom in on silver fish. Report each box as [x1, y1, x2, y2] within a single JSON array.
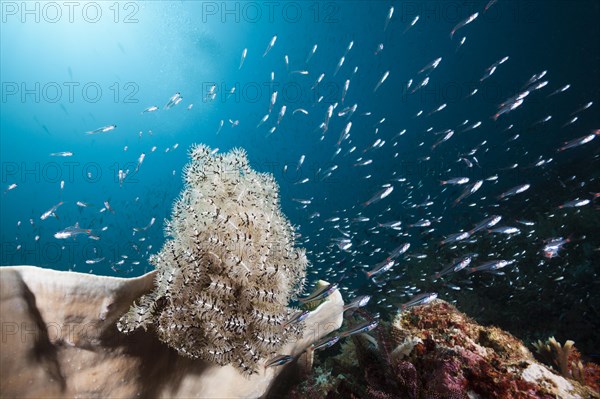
[[558, 198, 591, 208], [450, 12, 478, 39], [498, 184, 530, 199], [305, 44, 317, 64], [339, 319, 379, 338], [557, 130, 599, 152], [85, 124, 116, 135], [49, 151, 73, 157], [265, 354, 294, 368], [263, 35, 277, 57], [282, 310, 310, 328], [365, 259, 394, 278], [298, 282, 338, 303], [470, 215, 502, 234], [384, 6, 393, 31], [401, 293, 438, 310], [343, 295, 371, 312], [311, 335, 340, 351], [468, 260, 514, 274], [434, 254, 475, 279], [239, 48, 247, 69], [40, 201, 64, 220], [363, 185, 393, 207], [54, 222, 91, 239]]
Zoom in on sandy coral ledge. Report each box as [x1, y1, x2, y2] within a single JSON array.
[[0, 266, 344, 398]]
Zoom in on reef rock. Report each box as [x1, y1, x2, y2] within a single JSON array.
[[0, 266, 344, 398], [304, 299, 599, 399], [387, 300, 599, 399]]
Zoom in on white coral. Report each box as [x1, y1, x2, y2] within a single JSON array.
[[117, 145, 307, 376]]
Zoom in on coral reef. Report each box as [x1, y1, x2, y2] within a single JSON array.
[[291, 299, 599, 399], [117, 145, 308, 375], [0, 266, 344, 398]]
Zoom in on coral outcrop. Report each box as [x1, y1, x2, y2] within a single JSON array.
[[291, 299, 599, 399], [389, 300, 599, 398], [117, 145, 308, 375]]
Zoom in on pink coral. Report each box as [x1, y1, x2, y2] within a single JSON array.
[[391, 360, 417, 399]]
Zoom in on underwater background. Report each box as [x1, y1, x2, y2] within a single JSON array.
[[1, 0, 599, 361]]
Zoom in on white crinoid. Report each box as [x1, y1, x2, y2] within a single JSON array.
[[118, 144, 307, 376]]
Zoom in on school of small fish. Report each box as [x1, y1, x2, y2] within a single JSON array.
[[3, 1, 599, 365]]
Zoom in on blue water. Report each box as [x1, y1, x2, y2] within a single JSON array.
[[1, 1, 599, 351]]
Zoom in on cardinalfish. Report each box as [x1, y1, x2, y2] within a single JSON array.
[[257, 113, 269, 128], [40, 201, 64, 220], [440, 231, 471, 245], [54, 222, 92, 239], [103, 200, 116, 214], [85, 257, 105, 265], [333, 56, 345, 76], [400, 293, 438, 311], [419, 57, 443, 74], [337, 122, 352, 146], [264, 354, 294, 369], [467, 260, 514, 274], [340, 320, 379, 338], [133, 217, 156, 233], [309, 335, 340, 352], [49, 151, 73, 157], [263, 35, 277, 57], [282, 309, 309, 328], [343, 295, 371, 312], [134, 153, 145, 173], [470, 215, 502, 234], [276, 106, 286, 125], [142, 105, 159, 113], [558, 199, 590, 209], [373, 70, 390, 92], [433, 254, 476, 279], [305, 44, 317, 64], [383, 6, 393, 31], [164, 92, 183, 109], [450, 12, 478, 39], [409, 219, 431, 228], [497, 184, 530, 200], [269, 91, 278, 113], [453, 180, 483, 205], [386, 243, 410, 261], [297, 282, 338, 304], [403, 15, 419, 34], [488, 226, 521, 235], [339, 319, 379, 338], [365, 259, 394, 279], [4, 183, 17, 194], [440, 177, 469, 185], [363, 185, 393, 207], [85, 124, 116, 135], [239, 48, 247, 69], [542, 237, 571, 258], [557, 130, 600, 152]]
